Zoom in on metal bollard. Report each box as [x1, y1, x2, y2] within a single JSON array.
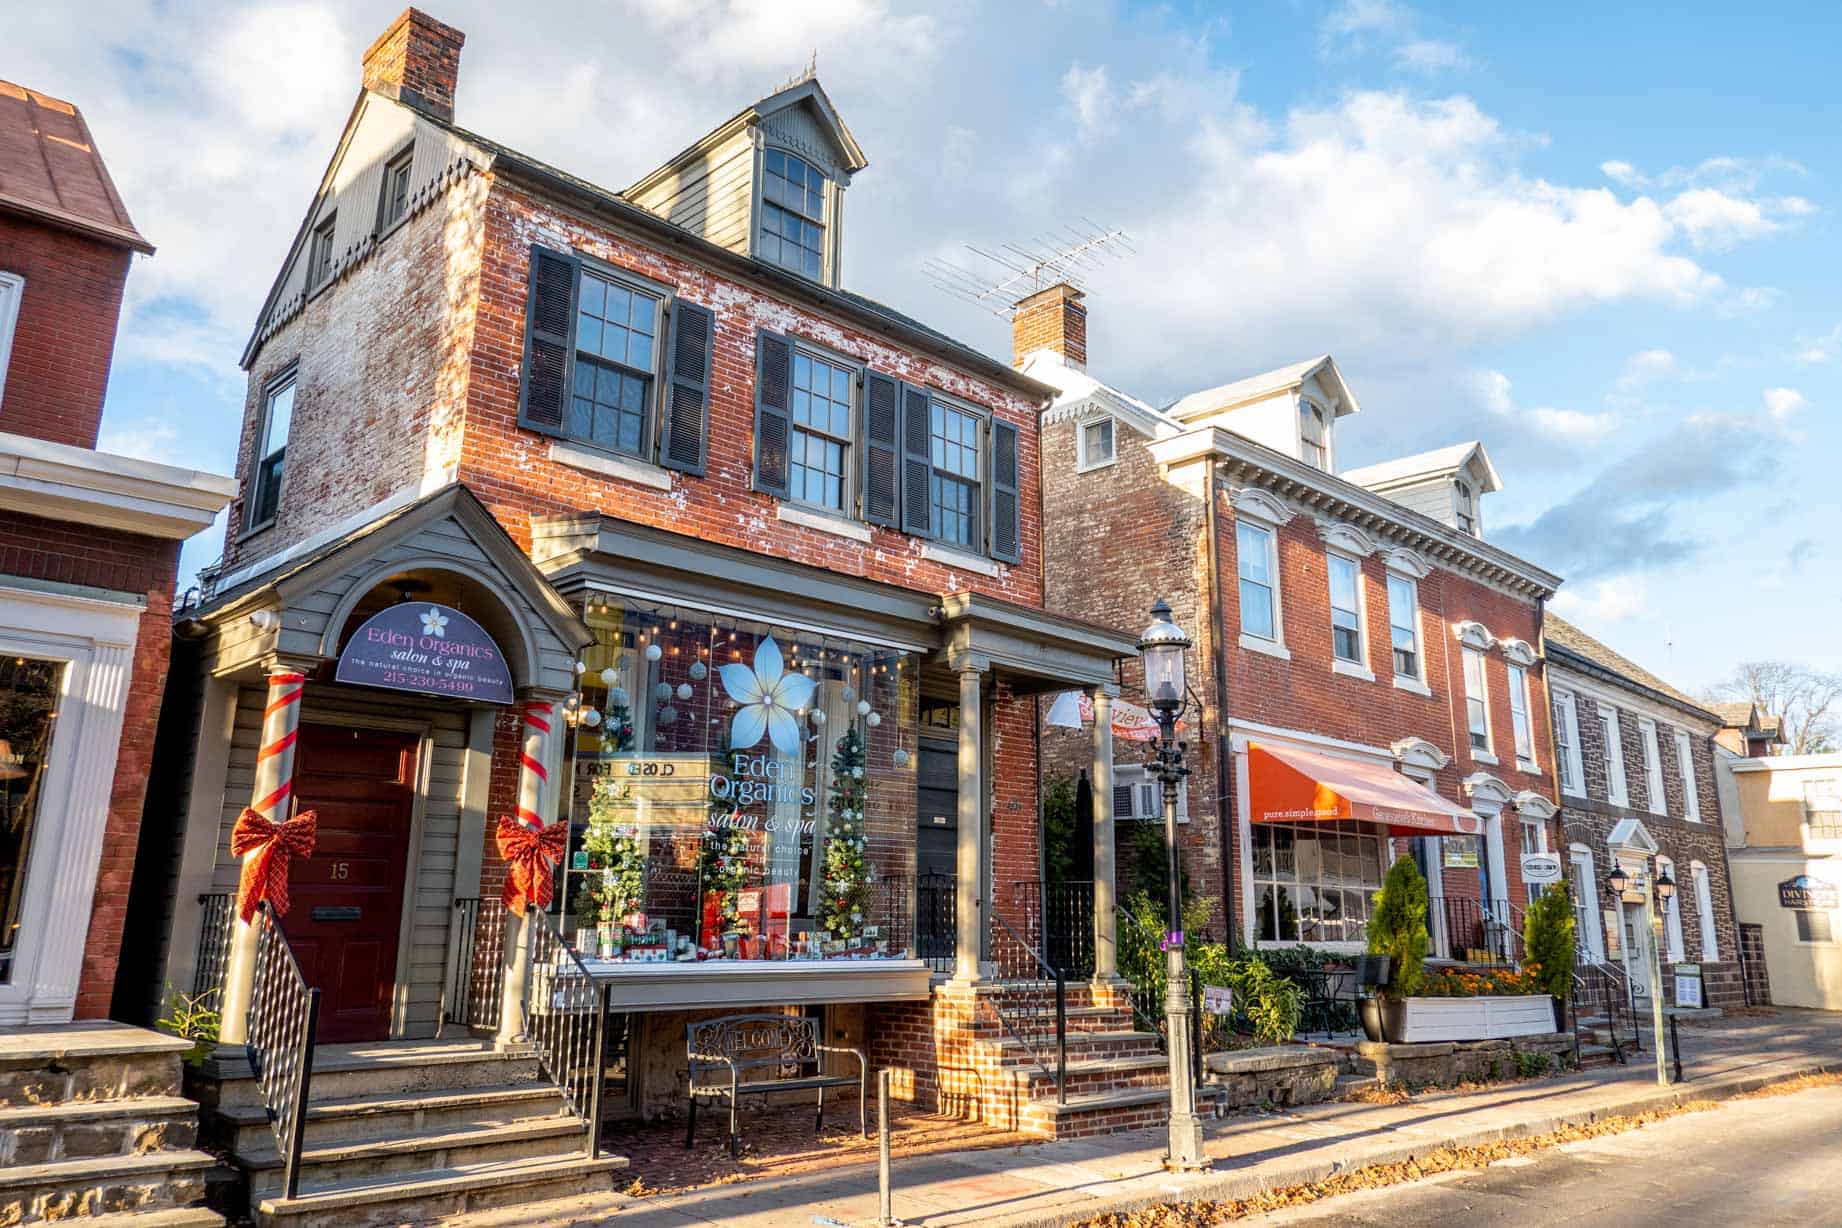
[[878, 1067, 900, 1227], [1670, 1013, 1685, 1083]]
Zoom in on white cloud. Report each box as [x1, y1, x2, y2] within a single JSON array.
[[1793, 322, 1841, 365], [1763, 386, 1809, 421], [1470, 369, 1613, 462], [1601, 159, 1643, 186], [1616, 348, 1676, 389], [1321, 0, 1412, 41], [1060, 62, 1115, 141], [98, 420, 186, 467], [1320, 0, 1468, 72], [1552, 576, 1651, 625], [1395, 39, 1469, 73], [1664, 187, 1789, 251]]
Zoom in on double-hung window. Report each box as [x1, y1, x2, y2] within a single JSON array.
[[1237, 521, 1278, 640], [1078, 417, 1115, 470], [0, 271, 21, 409], [1639, 719, 1667, 815], [1454, 480, 1477, 535], [1554, 691, 1585, 794], [760, 149, 826, 280], [247, 369, 295, 529], [308, 213, 336, 288], [377, 147, 413, 231], [1803, 779, 1842, 843], [1692, 863, 1719, 961], [1299, 401, 1329, 469], [1327, 553, 1364, 665], [788, 349, 853, 512], [1508, 665, 1535, 765], [928, 401, 982, 547], [1387, 574, 1421, 680], [1112, 763, 1186, 821], [1674, 729, 1701, 821], [571, 269, 664, 459], [1462, 647, 1492, 754], [1599, 706, 1629, 805]]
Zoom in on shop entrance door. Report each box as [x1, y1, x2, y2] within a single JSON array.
[[1621, 903, 1653, 1008], [916, 745, 957, 880], [288, 723, 417, 1043]]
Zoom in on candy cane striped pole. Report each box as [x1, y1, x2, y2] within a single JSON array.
[[497, 698, 557, 1046], [219, 670, 307, 1046]]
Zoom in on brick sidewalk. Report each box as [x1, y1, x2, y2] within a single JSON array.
[[442, 1009, 1842, 1228]]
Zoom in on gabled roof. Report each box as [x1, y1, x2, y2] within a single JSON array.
[[1343, 440, 1503, 495], [1544, 613, 1717, 725], [1022, 351, 1179, 440], [1165, 355, 1359, 423], [627, 77, 866, 202], [1712, 701, 1759, 728], [0, 79, 150, 253]]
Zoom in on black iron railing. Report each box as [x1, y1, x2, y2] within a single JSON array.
[[525, 909, 612, 1158], [247, 903, 320, 1201], [1430, 896, 1525, 966], [443, 897, 506, 1030], [916, 872, 957, 974], [987, 911, 1067, 1106], [1012, 880, 1095, 979], [1572, 961, 1636, 1064], [192, 892, 236, 1003], [869, 876, 913, 960]]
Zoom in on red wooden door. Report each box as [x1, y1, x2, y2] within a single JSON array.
[[287, 723, 418, 1043]]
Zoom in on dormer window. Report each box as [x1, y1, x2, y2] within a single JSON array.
[[760, 149, 826, 280], [1454, 479, 1477, 535], [1300, 400, 1329, 470]]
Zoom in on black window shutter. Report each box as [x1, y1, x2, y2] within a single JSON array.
[[900, 382, 933, 537], [660, 300, 714, 475], [518, 244, 580, 436], [753, 330, 793, 496], [989, 417, 1022, 563], [861, 370, 900, 527]]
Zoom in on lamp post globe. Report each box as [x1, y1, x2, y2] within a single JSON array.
[[1655, 869, 1676, 903], [1136, 599, 1208, 1172], [1607, 865, 1629, 897]]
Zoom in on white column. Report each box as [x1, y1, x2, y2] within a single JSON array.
[[1090, 687, 1119, 982], [218, 668, 307, 1047], [953, 665, 984, 983], [497, 694, 559, 1047]]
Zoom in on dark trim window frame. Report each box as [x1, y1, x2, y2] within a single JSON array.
[[759, 148, 828, 280], [246, 366, 297, 531], [307, 213, 337, 289], [786, 343, 860, 515], [376, 144, 415, 234]]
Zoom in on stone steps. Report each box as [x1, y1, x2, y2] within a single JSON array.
[[240, 1115, 591, 1195], [252, 1153, 628, 1228], [217, 1082, 567, 1151], [0, 1148, 221, 1223]]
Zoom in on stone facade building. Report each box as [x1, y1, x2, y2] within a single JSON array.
[[1026, 286, 1564, 961], [1543, 614, 1743, 1010]]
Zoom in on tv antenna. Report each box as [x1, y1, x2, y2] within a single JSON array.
[[925, 220, 1133, 320]]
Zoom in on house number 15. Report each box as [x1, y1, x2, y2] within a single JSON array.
[[331, 861, 351, 881]]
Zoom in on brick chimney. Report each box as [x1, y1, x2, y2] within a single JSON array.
[[363, 9, 466, 123], [1011, 283, 1087, 369]]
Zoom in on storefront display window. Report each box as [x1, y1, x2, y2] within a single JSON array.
[[1252, 819, 1386, 946], [558, 596, 917, 964], [0, 657, 66, 984]]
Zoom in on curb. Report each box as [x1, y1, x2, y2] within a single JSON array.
[[991, 1057, 1841, 1228]]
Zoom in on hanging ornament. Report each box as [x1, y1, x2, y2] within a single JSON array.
[[866, 711, 882, 728], [581, 708, 602, 727], [654, 682, 672, 702], [575, 660, 586, 675], [659, 705, 679, 725], [810, 708, 827, 726], [841, 685, 856, 704], [565, 691, 581, 711], [609, 686, 629, 707], [599, 666, 619, 687], [645, 643, 663, 662], [893, 748, 910, 768], [676, 682, 693, 701], [689, 661, 708, 681], [856, 700, 872, 717]]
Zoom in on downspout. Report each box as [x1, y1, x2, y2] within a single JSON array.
[[1203, 456, 1237, 951]]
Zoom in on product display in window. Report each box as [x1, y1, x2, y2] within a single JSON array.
[[557, 598, 917, 963], [0, 657, 65, 984]]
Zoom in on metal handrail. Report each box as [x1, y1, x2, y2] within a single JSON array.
[[246, 903, 320, 1201], [192, 892, 236, 1003], [1012, 880, 1096, 979], [442, 897, 506, 1030], [916, 872, 957, 974], [525, 909, 612, 1158], [1428, 896, 1526, 966], [987, 911, 1068, 1107]]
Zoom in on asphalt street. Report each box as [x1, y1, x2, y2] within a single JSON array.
[[1237, 1082, 1842, 1228]]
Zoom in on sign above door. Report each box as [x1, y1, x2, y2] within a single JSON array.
[[335, 602, 515, 704]]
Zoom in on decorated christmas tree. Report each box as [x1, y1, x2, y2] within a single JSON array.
[[821, 725, 870, 940], [573, 775, 644, 926], [699, 740, 751, 941]]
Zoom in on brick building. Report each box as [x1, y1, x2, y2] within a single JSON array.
[[124, 13, 1163, 1214], [0, 80, 234, 1027], [1543, 614, 1744, 1011], [1025, 285, 1564, 962]]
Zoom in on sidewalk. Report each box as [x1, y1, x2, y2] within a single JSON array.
[[446, 1009, 1841, 1228]]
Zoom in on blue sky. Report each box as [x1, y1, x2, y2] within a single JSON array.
[[11, 0, 1838, 694]]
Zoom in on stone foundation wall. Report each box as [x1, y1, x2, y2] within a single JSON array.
[[1356, 1032, 1576, 1088], [1203, 1046, 1339, 1107]]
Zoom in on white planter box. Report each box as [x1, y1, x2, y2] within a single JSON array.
[[1389, 994, 1555, 1042]]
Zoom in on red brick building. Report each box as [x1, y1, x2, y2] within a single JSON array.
[[1026, 286, 1564, 962], [131, 15, 1151, 1212], [0, 80, 233, 1026]]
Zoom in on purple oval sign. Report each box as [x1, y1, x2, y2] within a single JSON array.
[[335, 603, 515, 704]]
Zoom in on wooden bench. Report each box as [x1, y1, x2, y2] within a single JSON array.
[[685, 1013, 867, 1158]]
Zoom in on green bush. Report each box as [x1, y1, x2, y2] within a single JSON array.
[[1119, 892, 1300, 1046], [1368, 856, 1429, 1000], [1516, 1050, 1552, 1079], [1257, 944, 1339, 977], [1040, 772, 1079, 888], [1522, 886, 1577, 1000]]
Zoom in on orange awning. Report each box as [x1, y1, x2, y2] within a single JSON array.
[[1248, 742, 1483, 837]]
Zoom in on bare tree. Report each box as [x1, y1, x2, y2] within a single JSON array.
[[1706, 661, 1842, 755]]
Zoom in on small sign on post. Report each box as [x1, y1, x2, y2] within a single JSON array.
[[1201, 985, 1234, 1016]]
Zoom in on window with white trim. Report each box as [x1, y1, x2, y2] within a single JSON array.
[[1454, 479, 1478, 535], [246, 368, 296, 529], [1673, 729, 1700, 821], [1299, 400, 1329, 470], [1569, 846, 1605, 961], [1387, 573, 1421, 680], [1639, 718, 1667, 816], [571, 267, 666, 460], [1111, 763, 1186, 822], [1237, 520, 1279, 641], [1252, 818, 1386, 945], [928, 400, 982, 548], [760, 149, 826, 279], [0, 271, 22, 411], [1326, 552, 1365, 665], [1657, 855, 1685, 963], [1077, 417, 1115, 470], [1553, 690, 1585, 795], [1692, 862, 1719, 961], [1802, 779, 1842, 843], [1462, 647, 1492, 754], [1599, 706, 1628, 806], [1508, 665, 1535, 765], [787, 348, 854, 512]]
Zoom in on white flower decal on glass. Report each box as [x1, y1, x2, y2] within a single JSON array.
[[419, 607, 449, 638], [719, 636, 815, 754]]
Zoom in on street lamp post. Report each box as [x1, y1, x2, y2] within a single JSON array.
[[1608, 864, 1675, 1086], [1138, 599, 1209, 1172]]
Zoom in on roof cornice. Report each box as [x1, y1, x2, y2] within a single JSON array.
[[1147, 426, 1561, 599], [0, 430, 234, 540], [1546, 648, 1720, 731]]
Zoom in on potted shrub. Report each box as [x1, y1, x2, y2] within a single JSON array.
[[1363, 856, 1428, 1040], [1522, 886, 1578, 1031]]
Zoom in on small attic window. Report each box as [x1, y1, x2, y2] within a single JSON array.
[[1299, 400, 1329, 470], [377, 147, 414, 232], [308, 213, 337, 288], [1078, 417, 1115, 470], [760, 149, 826, 279], [1455, 479, 1478, 535]]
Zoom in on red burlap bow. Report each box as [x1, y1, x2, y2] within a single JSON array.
[[495, 815, 568, 916], [230, 807, 318, 923]]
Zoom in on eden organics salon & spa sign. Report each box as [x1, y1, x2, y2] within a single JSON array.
[[336, 603, 514, 704]]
